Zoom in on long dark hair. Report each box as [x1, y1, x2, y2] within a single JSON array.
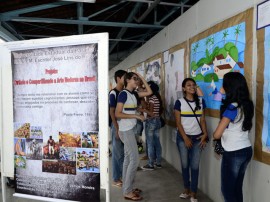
[[221, 72, 254, 131], [147, 81, 164, 115], [182, 78, 201, 111]]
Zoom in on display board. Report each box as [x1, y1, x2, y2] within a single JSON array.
[[189, 8, 253, 117], [164, 42, 186, 126], [0, 33, 109, 202], [254, 26, 270, 165]]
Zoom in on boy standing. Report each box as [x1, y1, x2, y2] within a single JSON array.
[[109, 70, 126, 187]]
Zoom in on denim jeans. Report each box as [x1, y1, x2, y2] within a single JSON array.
[[145, 117, 162, 166], [176, 132, 202, 193], [221, 146, 252, 202], [111, 124, 124, 182], [119, 126, 139, 195]]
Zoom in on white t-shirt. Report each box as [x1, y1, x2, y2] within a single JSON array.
[[117, 90, 137, 131], [221, 103, 251, 151]]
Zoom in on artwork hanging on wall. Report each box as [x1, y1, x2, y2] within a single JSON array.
[[254, 26, 270, 165], [189, 8, 253, 117], [164, 43, 186, 125], [136, 62, 145, 77], [145, 54, 162, 85]]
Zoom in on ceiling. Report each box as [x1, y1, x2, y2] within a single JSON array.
[[0, 0, 199, 69]]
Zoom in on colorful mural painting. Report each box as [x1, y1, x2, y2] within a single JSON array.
[[262, 26, 270, 153], [190, 22, 246, 110]]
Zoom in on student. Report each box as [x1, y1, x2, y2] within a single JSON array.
[[174, 78, 208, 202], [213, 72, 254, 202], [109, 70, 126, 187], [142, 81, 163, 170], [115, 72, 152, 201]]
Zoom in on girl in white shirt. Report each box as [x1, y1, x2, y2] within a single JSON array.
[[213, 72, 254, 202]]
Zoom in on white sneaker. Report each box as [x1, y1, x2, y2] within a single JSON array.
[[179, 193, 190, 199], [190, 197, 198, 202]]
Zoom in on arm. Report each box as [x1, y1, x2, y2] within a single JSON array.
[[174, 109, 192, 148], [136, 73, 152, 98], [213, 117, 230, 139], [115, 102, 145, 121], [199, 110, 209, 148]]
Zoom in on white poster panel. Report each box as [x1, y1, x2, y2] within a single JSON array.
[[11, 44, 100, 201], [164, 49, 185, 121]]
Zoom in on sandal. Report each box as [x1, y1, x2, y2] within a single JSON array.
[[112, 181, 122, 188], [133, 188, 142, 194], [179, 192, 191, 199], [124, 194, 143, 201]]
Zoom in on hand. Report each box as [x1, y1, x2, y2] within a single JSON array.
[[198, 134, 208, 149], [136, 114, 145, 122], [183, 136, 193, 149], [137, 107, 145, 113]]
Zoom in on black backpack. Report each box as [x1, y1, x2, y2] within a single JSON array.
[[109, 88, 120, 127]]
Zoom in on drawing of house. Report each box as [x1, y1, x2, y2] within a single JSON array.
[[200, 64, 212, 75], [214, 64, 232, 78], [213, 53, 236, 78]]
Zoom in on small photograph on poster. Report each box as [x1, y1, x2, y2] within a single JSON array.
[[59, 147, 76, 161], [42, 160, 59, 173], [59, 132, 81, 147], [14, 155, 26, 168], [30, 126, 43, 139], [14, 123, 30, 138], [14, 138, 26, 156], [58, 160, 76, 175], [76, 148, 100, 173], [26, 138, 43, 160], [43, 135, 60, 160], [82, 132, 99, 148]]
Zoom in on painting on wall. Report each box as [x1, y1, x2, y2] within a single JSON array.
[[190, 22, 245, 110], [145, 55, 162, 85], [254, 25, 270, 165], [136, 62, 145, 77], [189, 8, 253, 117], [164, 44, 185, 123]]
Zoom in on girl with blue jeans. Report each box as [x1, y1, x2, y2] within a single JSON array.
[[141, 81, 163, 170], [174, 78, 208, 202], [213, 72, 254, 202]]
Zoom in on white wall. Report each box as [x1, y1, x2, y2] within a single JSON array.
[[111, 0, 270, 202]]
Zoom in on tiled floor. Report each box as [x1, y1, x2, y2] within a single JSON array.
[[1, 158, 213, 202]]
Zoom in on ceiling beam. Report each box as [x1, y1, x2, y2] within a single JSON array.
[[0, 24, 19, 41], [77, 2, 83, 34], [134, 0, 160, 23], [87, 1, 126, 19], [0, 2, 73, 16], [109, 2, 142, 53], [125, 0, 192, 7], [1, 16, 165, 29]]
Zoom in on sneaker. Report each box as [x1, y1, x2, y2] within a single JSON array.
[[155, 164, 162, 169], [190, 197, 198, 202], [179, 193, 190, 199], [141, 164, 154, 171]]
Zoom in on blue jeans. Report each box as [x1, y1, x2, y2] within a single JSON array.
[[111, 124, 124, 182], [145, 117, 162, 166], [176, 132, 202, 193], [221, 146, 252, 202]]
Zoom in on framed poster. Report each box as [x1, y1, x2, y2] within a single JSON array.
[[189, 8, 253, 117], [164, 42, 186, 126], [0, 33, 109, 202], [254, 26, 270, 165]]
